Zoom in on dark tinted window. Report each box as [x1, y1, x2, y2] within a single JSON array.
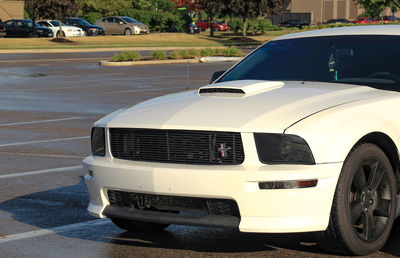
[[218, 35, 400, 91]]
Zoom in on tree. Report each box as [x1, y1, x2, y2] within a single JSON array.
[[223, 0, 288, 37], [81, 0, 131, 16], [355, 0, 400, 18], [173, 0, 200, 12], [198, 0, 224, 37]]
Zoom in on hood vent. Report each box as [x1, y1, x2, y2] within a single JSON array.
[[199, 88, 245, 94], [198, 80, 284, 97]]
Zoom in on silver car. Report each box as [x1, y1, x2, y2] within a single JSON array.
[[96, 16, 149, 35]]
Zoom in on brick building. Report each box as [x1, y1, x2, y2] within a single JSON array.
[[280, 0, 400, 24], [0, 0, 24, 21]]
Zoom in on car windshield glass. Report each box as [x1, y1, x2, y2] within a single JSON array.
[[122, 17, 138, 23], [218, 35, 400, 91], [76, 19, 91, 25], [50, 21, 66, 26]]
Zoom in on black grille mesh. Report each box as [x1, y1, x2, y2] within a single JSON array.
[[109, 128, 244, 165], [108, 190, 240, 217]]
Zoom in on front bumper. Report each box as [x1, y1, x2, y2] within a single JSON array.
[[83, 155, 342, 233]]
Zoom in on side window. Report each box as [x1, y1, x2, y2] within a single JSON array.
[[38, 22, 48, 27], [5, 20, 14, 28], [106, 17, 114, 23], [115, 18, 123, 24], [16, 21, 24, 27]]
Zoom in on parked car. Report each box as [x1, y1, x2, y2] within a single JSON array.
[[0, 19, 5, 37], [278, 19, 310, 29], [186, 24, 200, 34], [63, 17, 105, 36], [37, 20, 84, 38], [84, 25, 400, 255], [96, 16, 149, 35], [324, 18, 352, 24], [3, 19, 53, 37], [196, 20, 230, 31], [382, 15, 400, 23], [353, 17, 379, 24]]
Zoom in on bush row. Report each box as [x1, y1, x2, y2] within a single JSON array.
[[83, 9, 191, 32], [228, 18, 282, 34], [111, 46, 243, 62]]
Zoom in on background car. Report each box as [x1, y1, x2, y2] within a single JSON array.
[[196, 20, 230, 31], [278, 19, 310, 29], [185, 24, 200, 34], [96, 16, 149, 35], [63, 17, 105, 36], [324, 18, 352, 24], [382, 15, 400, 23], [352, 17, 379, 24], [0, 19, 5, 37], [37, 20, 84, 38], [3, 19, 53, 37]]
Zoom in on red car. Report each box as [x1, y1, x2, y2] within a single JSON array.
[[196, 20, 230, 31], [352, 17, 379, 24]]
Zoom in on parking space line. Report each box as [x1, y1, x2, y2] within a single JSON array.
[[0, 219, 111, 244], [0, 117, 84, 127], [0, 136, 89, 148], [0, 166, 83, 179]]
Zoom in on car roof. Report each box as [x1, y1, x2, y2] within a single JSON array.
[[275, 25, 400, 41]]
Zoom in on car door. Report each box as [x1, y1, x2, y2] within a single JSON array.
[[15, 20, 29, 37], [4, 20, 15, 36], [104, 17, 115, 34], [114, 17, 126, 34]]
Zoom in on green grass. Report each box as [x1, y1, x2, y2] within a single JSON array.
[[111, 51, 141, 61]]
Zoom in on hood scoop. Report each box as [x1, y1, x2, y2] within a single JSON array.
[[198, 80, 284, 97]]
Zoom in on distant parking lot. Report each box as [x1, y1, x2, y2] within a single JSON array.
[[0, 54, 399, 257]]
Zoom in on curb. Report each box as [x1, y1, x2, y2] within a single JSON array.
[[99, 56, 243, 66], [99, 58, 200, 66], [200, 56, 243, 63]]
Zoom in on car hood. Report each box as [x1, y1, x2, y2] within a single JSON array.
[[99, 80, 389, 133]]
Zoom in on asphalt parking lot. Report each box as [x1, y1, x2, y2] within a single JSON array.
[[1, 53, 400, 257]]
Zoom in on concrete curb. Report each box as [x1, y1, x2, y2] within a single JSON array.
[[200, 56, 243, 63], [99, 58, 200, 66], [99, 56, 243, 66]]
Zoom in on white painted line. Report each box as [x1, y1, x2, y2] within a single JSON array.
[[0, 136, 89, 148], [0, 219, 111, 244], [0, 166, 83, 179], [0, 117, 84, 127]]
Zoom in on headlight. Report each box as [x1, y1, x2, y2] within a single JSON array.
[[254, 133, 315, 165], [91, 127, 105, 156]]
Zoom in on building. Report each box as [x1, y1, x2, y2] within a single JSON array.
[[0, 0, 24, 21], [276, 0, 400, 24]]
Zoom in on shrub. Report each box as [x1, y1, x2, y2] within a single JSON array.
[[223, 46, 243, 57], [84, 12, 103, 25], [200, 48, 214, 57], [228, 18, 243, 34], [111, 51, 141, 62], [187, 49, 201, 58], [247, 19, 259, 34], [152, 50, 167, 60]]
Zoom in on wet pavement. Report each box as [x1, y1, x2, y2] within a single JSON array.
[[0, 53, 399, 257]]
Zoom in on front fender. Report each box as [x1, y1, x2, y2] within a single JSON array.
[[285, 97, 400, 164]]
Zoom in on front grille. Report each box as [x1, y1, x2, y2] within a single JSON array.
[[108, 190, 240, 217], [109, 128, 244, 165]]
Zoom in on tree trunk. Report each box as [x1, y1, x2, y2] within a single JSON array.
[[242, 16, 247, 37], [59, 20, 63, 38]]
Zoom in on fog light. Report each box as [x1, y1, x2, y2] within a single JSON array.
[[259, 179, 317, 189]]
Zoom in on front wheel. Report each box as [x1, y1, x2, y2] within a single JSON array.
[[124, 28, 132, 36], [111, 218, 169, 232], [315, 143, 397, 255]]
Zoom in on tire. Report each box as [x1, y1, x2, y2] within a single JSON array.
[[315, 143, 397, 255], [124, 28, 132, 36], [111, 218, 169, 232], [56, 31, 65, 38]]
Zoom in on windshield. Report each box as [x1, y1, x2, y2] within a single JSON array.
[[76, 19, 91, 25], [50, 21, 66, 26], [122, 17, 138, 23], [218, 35, 400, 91]]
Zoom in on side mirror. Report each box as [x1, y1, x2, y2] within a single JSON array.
[[210, 70, 226, 83]]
